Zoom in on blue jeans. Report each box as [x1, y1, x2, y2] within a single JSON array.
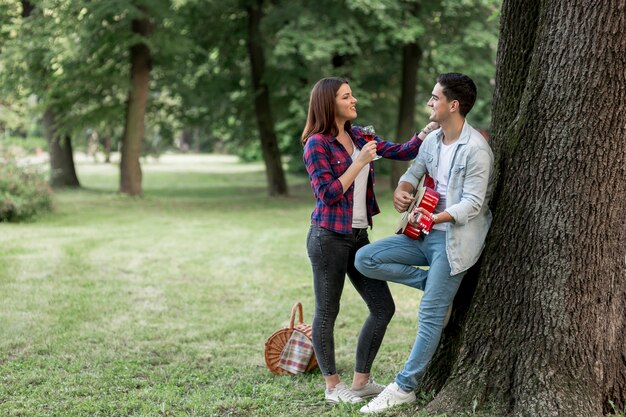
[[355, 230, 465, 391], [307, 225, 395, 376]]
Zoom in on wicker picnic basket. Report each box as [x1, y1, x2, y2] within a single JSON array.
[[264, 302, 318, 375]]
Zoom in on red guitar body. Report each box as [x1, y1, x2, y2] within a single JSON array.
[[401, 175, 440, 240]]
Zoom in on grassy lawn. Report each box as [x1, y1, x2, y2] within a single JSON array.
[[1, 154, 468, 416]]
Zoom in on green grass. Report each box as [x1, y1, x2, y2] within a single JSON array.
[[0, 154, 481, 416]]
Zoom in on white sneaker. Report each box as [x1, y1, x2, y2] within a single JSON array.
[[325, 382, 363, 404], [351, 379, 385, 399], [359, 382, 416, 414]]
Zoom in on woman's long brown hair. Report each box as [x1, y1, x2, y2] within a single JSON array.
[[301, 77, 352, 145]]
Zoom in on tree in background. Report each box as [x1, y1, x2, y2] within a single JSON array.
[[391, 0, 499, 187], [119, 4, 154, 196], [0, 0, 80, 187], [245, 0, 288, 196], [1, 0, 500, 197], [256, 0, 498, 184], [420, 0, 626, 415], [1, 0, 201, 193], [41, 108, 79, 187], [76, 0, 190, 195], [391, 1, 423, 187]]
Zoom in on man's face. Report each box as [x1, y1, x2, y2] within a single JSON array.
[[427, 83, 454, 123], [335, 83, 358, 121]]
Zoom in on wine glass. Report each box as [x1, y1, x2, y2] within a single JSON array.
[[362, 125, 382, 161]]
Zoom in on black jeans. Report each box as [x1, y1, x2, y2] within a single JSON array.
[[306, 224, 395, 376]]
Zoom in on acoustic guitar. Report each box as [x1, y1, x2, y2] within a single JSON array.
[[395, 175, 440, 239]]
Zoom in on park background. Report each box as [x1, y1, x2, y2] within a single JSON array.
[[1, 1, 624, 417]]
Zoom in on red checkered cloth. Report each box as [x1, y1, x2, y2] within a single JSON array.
[[278, 330, 314, 374]]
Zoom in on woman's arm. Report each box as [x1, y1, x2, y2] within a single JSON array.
[[337, 141, 376, 192], [370, 122, 440, 161], [303, 136, 376, 206]]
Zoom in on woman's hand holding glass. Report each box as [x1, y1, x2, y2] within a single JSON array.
[[362, 125, 382, 160], [356, 140, 378, 165]]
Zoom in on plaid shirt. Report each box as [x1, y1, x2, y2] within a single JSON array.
[[303, 125, 423, 234]]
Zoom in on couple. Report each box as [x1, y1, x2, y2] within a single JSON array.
[[302, 73, 494, 414]]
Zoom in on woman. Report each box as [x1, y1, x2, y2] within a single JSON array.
[[302, 76, 438, 404]]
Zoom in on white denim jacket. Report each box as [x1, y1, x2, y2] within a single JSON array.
[[400, 121, 494, 274]]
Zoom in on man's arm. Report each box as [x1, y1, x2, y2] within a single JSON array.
[[394, 140, 430, 212], [393, 181, 416, 213], [432, 210, 454, 225], [444, 148, 492, 225]]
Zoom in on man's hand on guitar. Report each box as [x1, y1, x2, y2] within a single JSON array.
[[409, 207, 435, 234], [396, 179, 440, 239], [393, 189, 415, 213]]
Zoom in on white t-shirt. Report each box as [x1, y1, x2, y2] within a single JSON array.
[[351, 146, 369, 229], [433, 141, 457, 231]]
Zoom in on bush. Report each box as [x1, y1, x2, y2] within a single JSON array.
[[0, 136, 47, 154], [0, 159, 54, 222]]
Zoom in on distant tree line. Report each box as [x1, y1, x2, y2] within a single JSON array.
[[0, 0, 499, 195]]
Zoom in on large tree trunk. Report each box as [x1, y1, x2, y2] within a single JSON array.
[[119, 8, 153, 196], [42, 108, 80, 188], [421, 1, 626, 416], [246, 0, 288, 196], [391, 41, 422, 188]]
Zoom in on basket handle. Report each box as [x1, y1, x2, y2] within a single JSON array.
[[288, 302, 304, 329]]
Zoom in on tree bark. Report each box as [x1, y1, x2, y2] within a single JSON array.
[[180, 129, 192, 152], [103, 134, 112, 163], [331, 53, 352, 70], [42, 108, 80, 188], [420, 1, 626, 416], [391, 41, 422, 188], [246, 0, 288, 196], [119, 8, 153, 196], [21, 0, 33, 17]]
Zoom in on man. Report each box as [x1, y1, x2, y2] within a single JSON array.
[[354, 73, 494, 414]]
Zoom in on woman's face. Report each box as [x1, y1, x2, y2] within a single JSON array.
[[334, 83, 357, 122]]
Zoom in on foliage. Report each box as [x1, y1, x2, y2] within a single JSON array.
[[0, 0, 197, 153], [0, 135, 46, 153], [0, 0, 500, 180], [84, 0, 497, 167], [0, 96, 42, 137], [268, 0, 498, 174], [0, 157, 54, 222], [609, 400, 626, 417]]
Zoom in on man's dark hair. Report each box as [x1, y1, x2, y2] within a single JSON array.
[[437, 73, 477, 117]]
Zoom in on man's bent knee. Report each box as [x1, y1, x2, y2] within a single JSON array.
[[355, 245, 376, 275]]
